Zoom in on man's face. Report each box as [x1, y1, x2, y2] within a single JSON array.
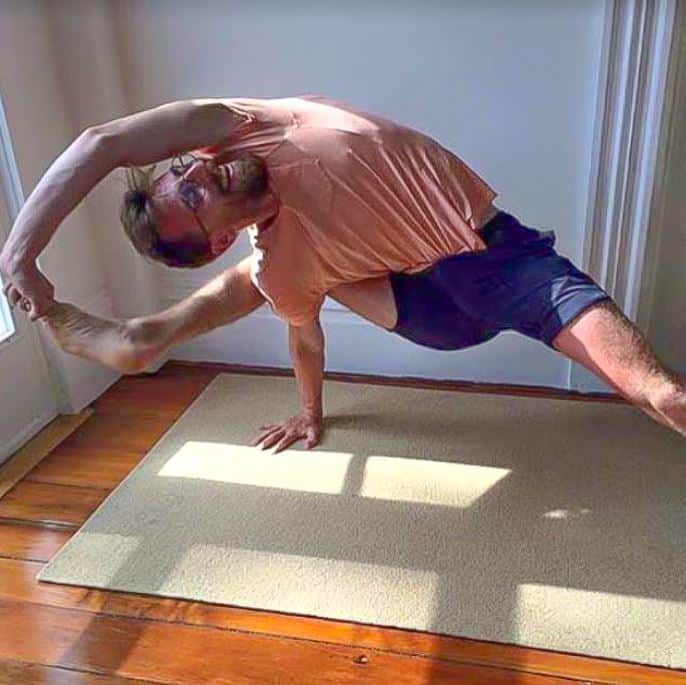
[[151, 154, 259, 259]]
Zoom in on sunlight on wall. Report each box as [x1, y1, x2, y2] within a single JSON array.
[[158, 440, 511, 508]]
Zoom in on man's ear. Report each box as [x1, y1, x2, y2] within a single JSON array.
[[209, 229, 235, 256]]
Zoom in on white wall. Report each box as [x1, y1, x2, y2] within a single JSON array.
[[0, 0, 120, 411], [45, 0, 161, 322], [1, 0, 678, 401], [109, 0, 607, 387], [648, 1, 686, 373]]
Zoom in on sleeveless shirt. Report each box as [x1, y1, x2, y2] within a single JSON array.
[[197, 95, 497, 325]]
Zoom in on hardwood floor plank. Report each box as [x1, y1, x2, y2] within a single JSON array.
[[24, 450, 142, 491], [0, 598, 583, 685], [0, 482, 107, 526], [0, 411, 93, 501], [0, 658, 164, 685], [2, 361, 681, 685], [0, 521, 72, 562], [46, 412, 173, 452], [25, 414, 174, 489], [90, 368, 217, 417], [1, 558, 682, 685]]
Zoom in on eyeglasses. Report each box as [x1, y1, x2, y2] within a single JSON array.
[[170, 152, 199, 179], [169, 153, 211, 240]]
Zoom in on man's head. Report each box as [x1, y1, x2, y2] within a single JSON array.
[[119, 152, 273, 268]]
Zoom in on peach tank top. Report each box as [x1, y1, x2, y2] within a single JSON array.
[[198, 95, 497, 325]]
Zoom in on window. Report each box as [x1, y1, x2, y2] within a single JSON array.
[[0, 87, 26, 345], [0, 283, 13, 344]]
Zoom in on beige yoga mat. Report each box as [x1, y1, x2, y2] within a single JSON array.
[[38, 373, 686, 668]]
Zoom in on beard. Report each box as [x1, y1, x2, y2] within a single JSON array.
[[227, 153, 268, 197]]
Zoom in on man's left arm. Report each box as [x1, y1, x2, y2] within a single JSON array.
[[252, 316, 325, 453]]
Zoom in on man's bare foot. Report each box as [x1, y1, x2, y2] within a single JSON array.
[[41, 302, 161, 374]]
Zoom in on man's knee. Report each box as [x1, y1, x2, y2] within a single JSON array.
[[553, 299, 675, 403], [651, 377, 686, 418]]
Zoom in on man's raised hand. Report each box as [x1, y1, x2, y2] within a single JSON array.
[[0, 256, 56, 322]]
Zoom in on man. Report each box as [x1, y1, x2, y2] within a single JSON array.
[[1, 95, 684, 450]]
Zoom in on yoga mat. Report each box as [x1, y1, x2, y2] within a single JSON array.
[[38, 373, 686, 668]]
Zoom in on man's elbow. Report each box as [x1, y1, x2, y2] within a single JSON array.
[[289, 319, 325, 352]]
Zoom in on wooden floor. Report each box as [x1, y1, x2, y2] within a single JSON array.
[[0, 361, 683, 685]]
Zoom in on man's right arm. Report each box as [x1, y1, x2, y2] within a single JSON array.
[[0, 99, 244, 318]]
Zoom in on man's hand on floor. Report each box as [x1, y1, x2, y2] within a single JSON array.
[[0, 256, 56, 322], [251, 413, 322, 453]]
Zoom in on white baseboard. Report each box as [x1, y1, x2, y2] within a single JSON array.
[[568, 363, 615, 394], [0, 408, 57, 466], [142, 351, 169, 374], [165, 307, 575, 390]]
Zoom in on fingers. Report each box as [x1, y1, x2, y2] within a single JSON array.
[[2, 263, 56, 321], [275, 430, 320, 453], [27, 301, 41, 322], [28, 296, 57, 322], [250, 424, 280, 447], [257, 430, 320, 453], [251, 428, 315, 453], [271, 433, 295, 453], [4, 286, 55, 321], [257, 429, 285, 451], [10, 294, 33, 316], [273, 429, 314, 454], [251, 417, 322, 454], [7, 294, 40, 321], [5, 284, 23, 309]]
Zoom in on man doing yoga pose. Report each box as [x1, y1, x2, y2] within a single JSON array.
[[1, 96, 684, 449]]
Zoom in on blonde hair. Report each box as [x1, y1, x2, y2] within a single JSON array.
[[119, 164, 214, 268]]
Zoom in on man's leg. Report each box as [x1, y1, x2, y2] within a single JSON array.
[[332, 276, 686, 437], [42, 256, 264, 374], [551, 299, 686, 436]]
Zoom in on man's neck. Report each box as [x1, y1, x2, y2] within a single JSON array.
[[250, 190, 280, 230]]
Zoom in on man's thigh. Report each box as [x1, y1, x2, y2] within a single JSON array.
[[328, 276, 398, 330]]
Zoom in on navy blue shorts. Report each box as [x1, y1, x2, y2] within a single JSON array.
[[389, 210, 612, 350]]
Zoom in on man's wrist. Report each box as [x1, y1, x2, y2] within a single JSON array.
[[1, 248, 31, 273], [303, 406, 323, 421]]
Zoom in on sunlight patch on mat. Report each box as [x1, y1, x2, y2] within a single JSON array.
[[160, 543, 440, 624], [159, 441, 510, 508], [158, 441, 354, 493], [360, 456, 511, 507], [514, 584, 686, 658], [543, 507, 592, 520]]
